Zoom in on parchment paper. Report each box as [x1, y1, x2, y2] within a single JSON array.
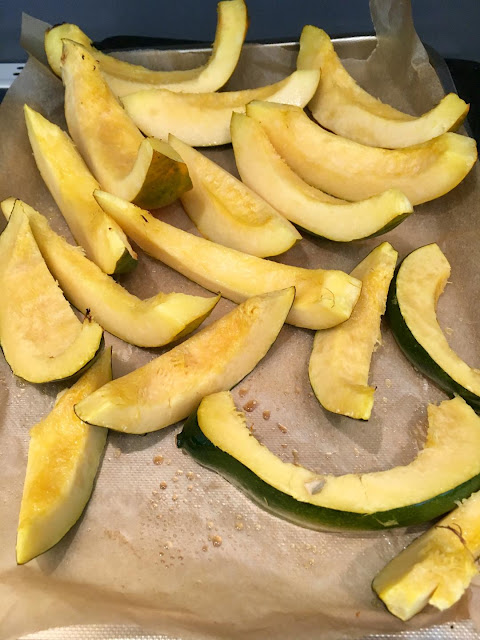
[[1, 1, 480, 639]]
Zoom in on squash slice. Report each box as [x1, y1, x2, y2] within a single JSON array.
[[0, 206, 103, 383], [231, 112, 413, 241], [24, 105, 136, 275], [246, 101, 477, 205], [1, 199, 219, 348], [61, 40, 192, 209], [297, 26, 469, 149], [16, 349, 111, 564], [122, 70, 319, 147], [387, 243, 480, 411], [178, 392, 480, 529], [75, 288, 295, 434], [45, 0, 248, 96], [167, 135, 300, 257], [373, 490, 480, 620], [94, 190, 362, 330], [309, 243, 398, 420]]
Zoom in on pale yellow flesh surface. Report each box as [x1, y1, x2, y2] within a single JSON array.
[[17, 349, 112, 564], [309, 242, 398, 420], [45, 0, 247, 94], [94, 190, 362, 330], [24, 105, 136, 275], [231, 112, 413, 241], [94, 0, 247, 96], [1, 199, 219, 348], [0, 207, 103, 383], [373, 526, 477, 621], [398, 243, 480, 395], [168, 135, 300, 257], [373, 490, 480, 620], [297, 26, 469, 149], [61, 40, 189, 207], [74, 288, 295, 433], [122, 70, 320, 146], [198, 392, 480, 514], [246, 102, 477, 205]]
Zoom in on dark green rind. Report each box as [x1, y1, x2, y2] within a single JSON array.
[[112, 248, 137, 276], [2, 334, 105, 386], [386, 262, 480, 413], [295, 211, 412, 243], [177, 412, 480, 531]]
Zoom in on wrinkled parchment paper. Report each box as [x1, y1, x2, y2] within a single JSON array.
[[1, 1, 480, 638]]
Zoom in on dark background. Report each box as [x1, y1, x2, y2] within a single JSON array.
[[1, 0, 479, 63]]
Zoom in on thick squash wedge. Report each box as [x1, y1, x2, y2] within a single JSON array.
[[387, 244, 480, 411], [373, 490, 480, 620], [297, 26, 469, 149], [94, 190, 362, 330], [231, 113, 413, 241], [167, 135, 300, 257], [74, 288, 295, 434], [0, 206, 103, 383], [24, 105, 136, 275], [1, 199, 219, 348], [16, 349, 112, 564], [309, 243, 398, 420], [45, 0, 248, 96], [122, 70, 319, 147], [61, 40, 192, 209], [246, 102, 477, 205], [178, 392, 480, 530]]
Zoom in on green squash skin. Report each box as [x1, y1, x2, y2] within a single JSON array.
[[386, 266, 480, 413], [112, 249, 137, 276], [177, 412, 480, 531], [294, 212, 412, 243]]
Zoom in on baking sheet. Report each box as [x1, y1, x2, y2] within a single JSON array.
[[1, 1, 480, 638]]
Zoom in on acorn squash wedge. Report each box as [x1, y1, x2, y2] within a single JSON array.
[[94, 190, 362, 330], [45, 0, 248, 96], [24, 105, 136, 275], [387, 243, 480, 411], [61, 40, 192, 209], [1, 199, 219, 348], [231, 112, 413, 241], [121, 70, 319, 147], [16, 348, 112, 564], [0, 206, 103, 383], [373, 490, 480, 620], [178, 392, 480, 530], [309, 242, 398, 420], [74, 287, 295, 434], [297, 26, 469, 149], [246, 101, 477, 205], [168, 135, 300, 257]]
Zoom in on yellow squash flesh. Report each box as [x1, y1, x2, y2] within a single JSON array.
[[61, 40, 192, 209], [231, 112, 413, 241], [74, 288, 295, 434], [45, 0, 248, 96], [0, 206, 103, 384], [309, 243, 398, 420], [198, 392, 480, 515], [297, 26, 469, 149], [24, 105, 136, 275], [17, 349, 112, 564], [246, 101, 477, 205], [122, 70, 319, 146], [373, 490, 480, 620], [168, 135, 300, 257], [94, 190, 362, 330], [1, 199, 219, 348]]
